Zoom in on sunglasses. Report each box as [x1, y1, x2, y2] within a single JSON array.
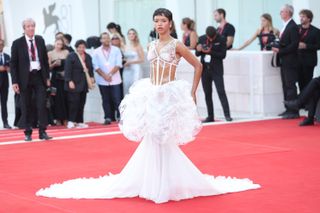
[[112, 37, 120, 40]]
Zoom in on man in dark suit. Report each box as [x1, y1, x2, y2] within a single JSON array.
[[297, 9, 320, 92], [0, 39, 12, 129], [196, 26, 232, 123], [284, 76, 320, 126], [272, 4, 300, 119], [10, 18, 52, 141]]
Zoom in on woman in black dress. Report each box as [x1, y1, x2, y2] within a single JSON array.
[[236, 13, 280, 50], [48, 38, 69, 126]]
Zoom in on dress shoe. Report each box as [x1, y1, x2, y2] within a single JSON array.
[[67, 121, 75, 129], [225, 116, 233, 122], [282, 113, 300, 119], [3, 123, 12, 129], [39, 132, 53, 140], [299, 117, 314, 126], [278, 110, 288, 116], [25, 135, 32, 141], [104, 118, 112, 125], [284, 100, 300, 111], [202, 117, 214, 123]]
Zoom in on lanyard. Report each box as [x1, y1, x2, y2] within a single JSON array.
[[28, 39, 38, 61], [217, 23, 227, 35], [102, 47, 111, 62], [299, 27, 309, 41]]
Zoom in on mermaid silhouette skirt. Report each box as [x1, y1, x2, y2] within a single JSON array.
[[36, 79, 260, 203]]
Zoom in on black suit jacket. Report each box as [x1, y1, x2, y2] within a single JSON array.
[[10, 35, 49, 90], [0, 53, 10, 87], [279, 19, 299, 68], [64, 52, 94, 93], [195, 34, 226, 70], [297, 24, 320, 67]]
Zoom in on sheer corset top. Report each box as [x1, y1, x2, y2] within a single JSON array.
[[147, 39, 181, 85]]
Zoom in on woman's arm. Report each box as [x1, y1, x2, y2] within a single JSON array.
[[125, 45, 145, 66], [236, 29, 260, 50], [176, 41, 202, 103]]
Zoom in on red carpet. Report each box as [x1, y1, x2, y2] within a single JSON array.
[[0, 119, 319, 213]]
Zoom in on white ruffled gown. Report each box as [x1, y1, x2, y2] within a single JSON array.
[[36, 39, 260, 204]]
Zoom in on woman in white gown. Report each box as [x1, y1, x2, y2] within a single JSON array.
[[122, 28, 144, 95], [36, 8, 260, 204]]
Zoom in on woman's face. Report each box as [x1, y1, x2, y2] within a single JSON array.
[[127, 30, 136, 41], [180, 23, 187, 31], [77, 44, 86, 54], [154, 15, 171, 35], [108, 28, 117, 34], [260, 17, 269, 28], [111, 37, 121, 47], [55, 40, 64, 50]]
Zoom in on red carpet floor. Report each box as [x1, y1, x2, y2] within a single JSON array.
[[0, 119, 319, 213]]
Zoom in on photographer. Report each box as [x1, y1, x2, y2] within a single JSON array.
[[196, 26, 232, 122]]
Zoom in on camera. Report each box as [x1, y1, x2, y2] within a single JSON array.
[[47, 87, 57, 96], [202, 44, 210, 51], [266, 39, 280, 50]]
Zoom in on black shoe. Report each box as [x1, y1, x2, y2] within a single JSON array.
[[225, 116, 233, 122], [39, 132, 53, 140], [299, 117, 314, 126], [282, 113, 300, 119], [278, 110, 288, 116], [202, 117, 214, 123], [25, 135, 32, 141], [3, 123, 12, 129], [104, 118, 112, 125], [284, 100, 300, 111]]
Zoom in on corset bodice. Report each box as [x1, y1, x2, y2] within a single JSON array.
[[147, 39, 181, 85]]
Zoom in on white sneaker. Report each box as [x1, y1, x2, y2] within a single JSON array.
[[67, 121, 75, 129], [76, 123, 88, 128]]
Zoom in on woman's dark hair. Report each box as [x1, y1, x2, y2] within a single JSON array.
[[75, 39, 87, 48], [106, 22, 124, 38], [182, 17, 195, 31], [153, 8, 173, 22]]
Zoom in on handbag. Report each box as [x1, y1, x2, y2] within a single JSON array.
[[76, 52, 95, 90], [271, 52, 281, 68]]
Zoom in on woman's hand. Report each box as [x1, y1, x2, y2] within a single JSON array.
[[69, 81, 75, 90], [90, 77, 95, 84], [192, 92, 197, 104], [124, 61, 131, 67]]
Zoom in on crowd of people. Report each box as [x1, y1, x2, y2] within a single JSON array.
[[0, 4, 319, 141]]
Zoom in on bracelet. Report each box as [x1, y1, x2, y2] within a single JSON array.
[[108, 73, 113, 77]]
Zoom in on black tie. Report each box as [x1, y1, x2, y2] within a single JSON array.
[[0, 54, 3, 65], [29, 39, 36, 61]]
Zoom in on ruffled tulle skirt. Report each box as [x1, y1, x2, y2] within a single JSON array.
[[36, 79, 261, 203]]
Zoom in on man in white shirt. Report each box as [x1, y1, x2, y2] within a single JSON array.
[[92, 32, 123, 125]]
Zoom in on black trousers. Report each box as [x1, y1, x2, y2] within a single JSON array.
[[298, 77, 320, 118], [0, 74, 9, 125], [297, 64, 314, 93], [14, 94, 22, 127], [280, 66, 298, 113], [201, 64, 230, 118], [67, 91, 87, 123], [99, 84, 122, 120], [20, 71, 48, 134]]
